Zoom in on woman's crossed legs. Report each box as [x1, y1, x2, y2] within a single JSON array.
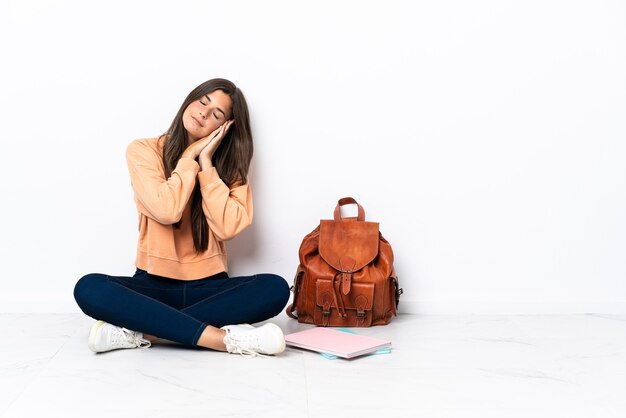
[[73, 268, 291, 354]]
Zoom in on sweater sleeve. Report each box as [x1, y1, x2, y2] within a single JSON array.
[[198, 167, 253, 241], [126, 139, 200, 225]]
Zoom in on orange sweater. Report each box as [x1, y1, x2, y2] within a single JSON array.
[[125, 136, 253, 280]]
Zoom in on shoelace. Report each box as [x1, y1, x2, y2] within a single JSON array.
[[223, 332, 271, 358], [114, 327, 152, 349]]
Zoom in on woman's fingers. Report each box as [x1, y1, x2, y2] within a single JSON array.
[[200, 123, 228, 153], [197, 121, 232, 152], [212, 122, 230, 142], [194, 120, 235, 163], [198, 126, 222, 147]]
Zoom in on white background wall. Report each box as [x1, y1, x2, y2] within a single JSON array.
[[0, 0, 624, 314]]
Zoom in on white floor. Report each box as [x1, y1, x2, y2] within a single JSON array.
[[1, 313, 624, 418]]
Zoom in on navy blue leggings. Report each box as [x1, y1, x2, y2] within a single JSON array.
[[73, 268, 291, 347]]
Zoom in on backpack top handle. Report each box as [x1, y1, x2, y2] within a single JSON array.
[[333, 197, 365, 222]]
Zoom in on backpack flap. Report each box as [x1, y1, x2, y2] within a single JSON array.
[[319, 219, 379, 292]]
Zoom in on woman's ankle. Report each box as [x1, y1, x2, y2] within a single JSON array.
[[197, 326, 227, 351]]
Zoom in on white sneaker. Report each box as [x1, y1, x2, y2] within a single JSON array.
[[221, 323, 286, 357], [88, 320, 151, 353]]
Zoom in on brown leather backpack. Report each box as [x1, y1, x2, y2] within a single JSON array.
[[286, 197, 403, 327]]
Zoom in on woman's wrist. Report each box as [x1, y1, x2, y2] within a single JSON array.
[[199, 157, 213, 171]]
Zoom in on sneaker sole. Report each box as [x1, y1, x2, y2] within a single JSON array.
[[88, 320, 106, 352]]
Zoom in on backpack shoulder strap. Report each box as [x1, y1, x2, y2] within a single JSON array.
[[286, 268, 304, 319]]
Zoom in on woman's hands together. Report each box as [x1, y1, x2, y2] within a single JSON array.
[[181, 120, 234, 170]]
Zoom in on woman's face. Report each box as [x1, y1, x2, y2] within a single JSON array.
[[183, 89, 233, 143]]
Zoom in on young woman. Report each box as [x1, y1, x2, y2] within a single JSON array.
[[74, 78, 290, 358]]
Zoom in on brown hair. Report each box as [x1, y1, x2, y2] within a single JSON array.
[[160, 78, 253, 252]]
